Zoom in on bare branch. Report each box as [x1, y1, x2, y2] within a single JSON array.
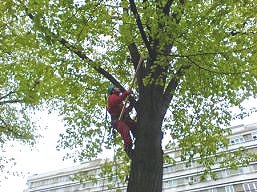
[[186, 57, 254, 75], [166, 45, 256, 58], [0, 91, 15, 101], [0, 99, 24, 105], [231, 30, 256, 36], [59, 38, 125, 90], [0, 118, 7, 127], [129, 0, 153, 56], [128, 43, 141, 71], [25, 7, 126, 91], [163, 0, 174, 15]]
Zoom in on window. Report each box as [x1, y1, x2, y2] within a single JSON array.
[[185, 161, 197, 169], [175, 163, 185, 171], [243, 133, 253, 142], [225, 185, 234, 192], [176, 178, 185, 187], [163, 165, 174, 173], [239, 166, 255, 174], [208, 188, 217, 192], [188, 176, 200, 185], [234, 183, 244, 192], [230, 168, 240, 175], [252, 132, 257, 140], [229, 136, 244, 145], [221, 169, 230, 177], [243, 182, 257, 192], [163, 179, 177, 188]]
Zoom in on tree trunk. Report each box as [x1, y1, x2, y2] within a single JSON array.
[[127, 86, 164, 192]]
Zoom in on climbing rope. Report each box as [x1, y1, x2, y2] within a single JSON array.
[[104, 56, 144, 190], [118, 56, 144, 121]]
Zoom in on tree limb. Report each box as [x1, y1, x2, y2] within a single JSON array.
[[0, 99, 24, 105], [127, 43, 145, 91], [186, 57, 253, 75], [0, 91, 15, 101], [163, 63, 191, 110], [166, 45, 256, 58], [128, 43, 141, 71], [129, 0, 153, 56], [59, 38, 126, 90], [150, 0, 180, 84], [162, 43, 253, 107], [163, 0, 174, 15], [25, 8, 126, 91]]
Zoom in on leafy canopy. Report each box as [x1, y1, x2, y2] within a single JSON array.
[[1, 0, 257, 180]]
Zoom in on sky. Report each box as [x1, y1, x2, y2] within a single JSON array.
[[0, 99, 256, 192], [0, 111, 76, 192]]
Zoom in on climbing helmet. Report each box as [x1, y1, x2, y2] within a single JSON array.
[[107, 85, 115, 95]]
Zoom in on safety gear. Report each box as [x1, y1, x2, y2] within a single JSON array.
[[107, 90, 130, 118], [107, 85, 115, 95]]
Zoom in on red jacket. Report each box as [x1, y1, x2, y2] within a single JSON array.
[[107, 91, 129, 118]]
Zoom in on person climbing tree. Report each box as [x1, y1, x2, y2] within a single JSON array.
[[107, 85, 137, 159]]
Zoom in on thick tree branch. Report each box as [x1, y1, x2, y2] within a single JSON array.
[[127, 43, 144, 110], [128, 43, 144, 91], [157, 0, 175, 57], [59, 38, 125, 90], [150, 0, 183, 86], [129, 0, 153, 56], [25, 8, 125, 91], [163, 0, 174, 15], [128, 43, 141, 71]]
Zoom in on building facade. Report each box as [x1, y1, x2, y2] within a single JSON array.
[[24, 123, 257, 192]]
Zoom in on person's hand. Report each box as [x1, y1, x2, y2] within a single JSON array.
[[128, 89, 133, 94]]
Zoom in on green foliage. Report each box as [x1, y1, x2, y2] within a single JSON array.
[[71, 151, 129, 191], [1, 0, 257, 186], [163, 154, 176, 165]]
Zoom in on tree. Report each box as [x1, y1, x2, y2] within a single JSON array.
[[0, 1, 36, 174], [1, 0, 257, 191]]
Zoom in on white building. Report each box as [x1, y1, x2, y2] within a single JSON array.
[[163, 123, 257, 192], [24, 123, 257, 192]]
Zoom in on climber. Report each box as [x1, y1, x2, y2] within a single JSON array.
[[107, 85, 137, 159]]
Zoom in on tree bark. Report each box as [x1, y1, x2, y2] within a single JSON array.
[[127, 85, 164, 192]]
